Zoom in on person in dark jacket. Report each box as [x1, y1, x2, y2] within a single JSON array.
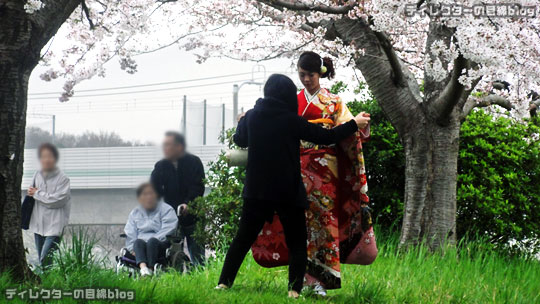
[[216, 74, 370, 298], [151, 131, 206, 265]]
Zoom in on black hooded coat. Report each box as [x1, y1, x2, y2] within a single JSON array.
[[234, 74, 358, 208]]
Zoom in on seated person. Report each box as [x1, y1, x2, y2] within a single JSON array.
[[124, 182, 178, 276]]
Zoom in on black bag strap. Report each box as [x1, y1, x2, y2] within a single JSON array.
[[31, 171, 38, 188]]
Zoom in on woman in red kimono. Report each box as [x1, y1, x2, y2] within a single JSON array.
[[252, 52, 377, 296]]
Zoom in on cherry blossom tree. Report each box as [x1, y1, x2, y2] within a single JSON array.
[[61, 0, 537, 249], [1, 0, 213, 280], [167, 0, 540, 250]]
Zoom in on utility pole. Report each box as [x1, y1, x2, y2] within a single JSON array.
[[221, 103, 226, 134], [233, 84, 239, 126], [232, 64, 266, 126], [182, 95, 187, 136], [203, 99, 207, 145], [52, 115, 56, 144]]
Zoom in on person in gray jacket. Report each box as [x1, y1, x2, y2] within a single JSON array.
[[27, 143, 71, 268], [124, 182, 178, 276]]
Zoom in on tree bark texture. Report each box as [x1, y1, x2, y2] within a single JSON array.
[[333, 18, 461, 249], [0, 0, 80, 280]]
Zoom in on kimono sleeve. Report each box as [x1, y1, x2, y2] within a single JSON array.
[[333, 98, 370, 204], [296, 115, 357, 145], [334, 99, 370, 141]]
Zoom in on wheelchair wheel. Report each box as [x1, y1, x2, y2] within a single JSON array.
[[170, 251, 190, 273], [116, 260, 133, 277], [154, 263, 163, 275], [115, 259, 122, 275]]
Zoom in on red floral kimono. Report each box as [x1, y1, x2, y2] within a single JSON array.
[[252, 88, 377, 289]]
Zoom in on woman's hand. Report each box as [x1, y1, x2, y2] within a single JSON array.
[[27, 187, 38, 197], [179, 203, 189, 216], [354, 112, 371, 129]]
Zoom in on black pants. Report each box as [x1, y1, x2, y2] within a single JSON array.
[[218, 199, 307, 293], [131, 238, 170, 268], [179, 223, 205, 266]]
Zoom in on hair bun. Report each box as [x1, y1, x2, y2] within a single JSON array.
[[321, 57, 335, 79], [297, 51, 336, 79]]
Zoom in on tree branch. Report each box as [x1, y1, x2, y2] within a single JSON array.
[[29, 0, 82, 48], [258, 0, 355, 14], [331, 18, 423, 134], [255, 2, 422, 134], [81, 0, 95, 29], [133, 24, 228, 56], [429, 54, 468, 125], [461, 94, 514, 119], [423, 21, 455, 102], [372, 31, 407, 87], [457, 75, 482, 108]]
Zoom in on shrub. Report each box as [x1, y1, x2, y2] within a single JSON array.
[[52, 226, 106, 275], [192, 129, 245, 251], [458, 110, 540, 249], [349, 92, 540, 251]]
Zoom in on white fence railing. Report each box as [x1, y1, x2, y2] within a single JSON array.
[[22, 145, 223, 189]]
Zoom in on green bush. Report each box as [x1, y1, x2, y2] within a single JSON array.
[[193, 129, 245, 251], [349, 93, 540, 250], [458, 110, 540, 249]]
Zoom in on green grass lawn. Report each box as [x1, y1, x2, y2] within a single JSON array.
[[2, 236, 539, 303]]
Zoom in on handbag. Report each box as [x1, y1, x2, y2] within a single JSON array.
[[225, 149, 248, 166], [21, 176, 36, 230], [21, 196, 35, 230]]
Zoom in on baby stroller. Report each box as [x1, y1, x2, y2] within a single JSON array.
[[115, 205, 191, 277]]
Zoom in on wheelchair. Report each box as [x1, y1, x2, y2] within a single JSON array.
[[115, 205, 191, 277]]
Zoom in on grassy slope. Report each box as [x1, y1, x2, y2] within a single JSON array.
[[1, 238, 539, 304]]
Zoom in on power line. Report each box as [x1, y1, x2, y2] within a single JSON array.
[[28, 70, 295, 100], [28, 72, 260, 96], [27, 91, 264, 112], [28, 78, 267, 100], [27, 87, 262, 105]]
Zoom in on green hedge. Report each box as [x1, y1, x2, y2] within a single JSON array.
[[193, 130, 244, 250], [349, 95, 540, 250], [458, 110, 540, 248]]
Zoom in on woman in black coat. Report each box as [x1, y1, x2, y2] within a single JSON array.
[[216, 74, 370, 298]]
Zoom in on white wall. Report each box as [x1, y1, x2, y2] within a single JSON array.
[[22, 145, 223, 189]]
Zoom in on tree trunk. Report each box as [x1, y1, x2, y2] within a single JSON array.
[[399, 119, 460, 249], [0, 3, 43, 281], [0, 0, 81, 280], [0, 57, 36, 281], [331, 18, 462, 249]]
